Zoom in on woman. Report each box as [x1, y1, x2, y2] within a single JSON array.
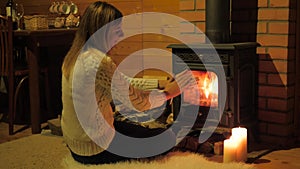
[[61, 1, 193, 164]]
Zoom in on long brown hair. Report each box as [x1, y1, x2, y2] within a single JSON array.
[[62, 1, 123, 79]]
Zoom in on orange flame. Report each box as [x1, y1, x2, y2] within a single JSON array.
[[184, 71, 218, 107]]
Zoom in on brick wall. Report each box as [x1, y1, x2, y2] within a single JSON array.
[[179, 0, 206, 41], [256, 0, 297, 145], [179, 0, 298, 145]]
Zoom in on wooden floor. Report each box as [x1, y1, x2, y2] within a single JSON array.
[[0, 115, 300, 169], [253, 147, 300, 169], [206, 146, 300, 169], [0, 113, 48, 144]]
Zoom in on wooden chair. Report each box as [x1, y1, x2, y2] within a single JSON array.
[[0, 15, 51, 135]]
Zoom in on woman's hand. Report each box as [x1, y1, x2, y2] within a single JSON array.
[[158, 77, 172, 89], [163, 79, 180, 99], [163, 70, 195, 99]]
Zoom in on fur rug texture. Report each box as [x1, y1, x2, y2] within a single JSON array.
[[0, 131, 256, 169], [62, 151, 257, 169]]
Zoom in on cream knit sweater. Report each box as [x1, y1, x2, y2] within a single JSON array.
[[61, 48, 166, 156]]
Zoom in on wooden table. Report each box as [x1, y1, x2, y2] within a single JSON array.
[[14, 28, 77, 134]]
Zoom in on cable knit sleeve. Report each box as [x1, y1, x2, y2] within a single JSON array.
[[89, 50, 166, 112], [110, 70, 166, 112], [122, 76, 158, 90]]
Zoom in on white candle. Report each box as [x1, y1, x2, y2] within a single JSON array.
[[223, 138, 237, 163], [231, 127, 248, 162]]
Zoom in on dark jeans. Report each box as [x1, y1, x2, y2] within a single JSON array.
[[70, 120, 176, 164]]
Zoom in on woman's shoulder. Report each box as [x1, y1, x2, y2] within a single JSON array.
[[77, 48, 116, 76], [78, 48, 114, 68], [79, 48, 106, 61]]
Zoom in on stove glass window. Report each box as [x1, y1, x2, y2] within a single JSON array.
[[183, 70, 218, 108]]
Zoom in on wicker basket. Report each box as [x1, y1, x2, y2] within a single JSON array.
[[24, 15, 48, 30]]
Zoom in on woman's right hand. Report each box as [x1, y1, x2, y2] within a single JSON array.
[[163, 70, 195, 99]]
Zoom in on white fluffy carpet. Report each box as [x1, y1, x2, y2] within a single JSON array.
[[0, 131, 256, 169], [0, 132, 69, 169], [62, 151, 257, 169]]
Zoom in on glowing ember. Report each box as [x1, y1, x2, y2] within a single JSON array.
[[184, 71, 218, 107]]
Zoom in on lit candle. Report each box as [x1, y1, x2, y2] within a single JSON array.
[[223, 138, 237, 163], [231, 127, 248, 162]]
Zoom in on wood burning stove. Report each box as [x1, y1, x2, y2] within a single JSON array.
[[168, 42, 258, 131]]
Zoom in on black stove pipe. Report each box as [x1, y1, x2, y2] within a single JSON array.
[[205, 0, 231, 43]]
